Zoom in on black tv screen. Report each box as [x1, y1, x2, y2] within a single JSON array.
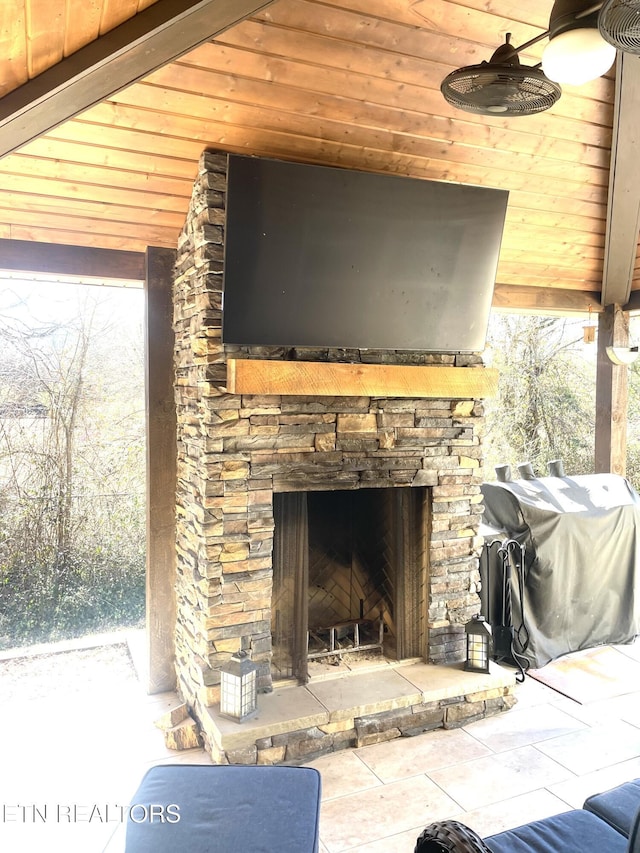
[[222, 155, 508, 352]]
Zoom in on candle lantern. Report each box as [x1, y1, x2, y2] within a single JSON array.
[[464, 615, 492, 674], [220, 649, 258, 722]]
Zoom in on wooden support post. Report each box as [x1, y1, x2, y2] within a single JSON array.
[[145, 246, 177, 693], [595, 304, 629, 476]]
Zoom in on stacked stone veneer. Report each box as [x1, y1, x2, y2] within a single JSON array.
[[173, 149, 507, 761]]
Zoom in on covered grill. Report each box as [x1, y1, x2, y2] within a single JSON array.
[[481, 471, 640, 669]]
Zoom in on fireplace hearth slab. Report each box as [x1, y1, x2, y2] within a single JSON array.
[[196, 662, 516, 765], [307, 654, 395, 681], [208, 684, 330, 749], [398, 660, 515, 699], [306, 668, 423, 722]]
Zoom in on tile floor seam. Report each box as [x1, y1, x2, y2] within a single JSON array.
[[524, 741, 584, 776], [547, 783, 583, 809], [351, 750, 392, 788], [422, 770, 470, 814], [461, 725, 502, 754], [548, 699, 589, 722]]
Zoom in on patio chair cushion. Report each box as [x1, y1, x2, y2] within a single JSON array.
[[630, 806, 640, 853], [123, 764, 321, 853], [483, 809, 628, 853], [583, 778, 640, 836]]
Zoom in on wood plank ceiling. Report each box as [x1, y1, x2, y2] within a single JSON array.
[[0, 0, 159, 89], [0, 0, 638, 310]]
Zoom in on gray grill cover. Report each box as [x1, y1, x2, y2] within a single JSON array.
[[481, 474, 640, 668]]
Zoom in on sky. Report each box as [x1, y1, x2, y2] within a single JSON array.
[[0, 275, 144, 334]]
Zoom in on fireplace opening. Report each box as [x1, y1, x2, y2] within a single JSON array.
[[271, 487, 430, 683]]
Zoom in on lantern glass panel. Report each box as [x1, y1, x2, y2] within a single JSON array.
[[466, 634, 490, 672], [464, 615, 492, 674], [220, 653, 258, 721]]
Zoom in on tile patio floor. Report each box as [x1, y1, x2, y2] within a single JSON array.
[[1, 632, 640, 852]]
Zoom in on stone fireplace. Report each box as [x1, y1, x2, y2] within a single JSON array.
[[172, 150, 515, 763]]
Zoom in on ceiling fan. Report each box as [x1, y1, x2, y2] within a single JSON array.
[[599, 0, 640, 51], [441, 0, 640, 116]]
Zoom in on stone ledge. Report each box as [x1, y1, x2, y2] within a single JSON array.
[[396, 660, 514, 700], [197, 661, 516, 764], [206, 684, 330, 750]]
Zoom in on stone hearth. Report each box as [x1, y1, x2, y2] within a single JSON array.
[[205, 659, 515, 765], [172, 150, 516, 763]]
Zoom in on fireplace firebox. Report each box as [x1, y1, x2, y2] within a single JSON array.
[[271, 487, 429, 681]]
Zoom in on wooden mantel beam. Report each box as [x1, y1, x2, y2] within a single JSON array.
[[601, 53, 640, 307], [227, 359, 498, 399], [0, 0, 276, 159]]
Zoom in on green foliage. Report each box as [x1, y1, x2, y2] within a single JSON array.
[[0, 541, 145, 649]]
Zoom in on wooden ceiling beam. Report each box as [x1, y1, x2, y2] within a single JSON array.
[[492, 283, 602, 315], [601, 53, 640, 307], [0, 0, 276, 159], [0, 238, 145, 281]]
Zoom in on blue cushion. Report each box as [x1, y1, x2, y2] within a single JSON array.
[[124, 764, 322, 853], [584, 779, 640, 836], [629, 806, 640, 853], [485, 809, 628, 853]]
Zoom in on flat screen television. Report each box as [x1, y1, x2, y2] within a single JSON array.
[[222, 155, 508, 352]]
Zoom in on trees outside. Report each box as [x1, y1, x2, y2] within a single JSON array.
[[483, 312, 640, 492], [0, 280, 145, 649], [624, 314, 640, 491], [483, 314, 597, 481]]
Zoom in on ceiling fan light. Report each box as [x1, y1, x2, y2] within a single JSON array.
[[542, 27, 617, 84]]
